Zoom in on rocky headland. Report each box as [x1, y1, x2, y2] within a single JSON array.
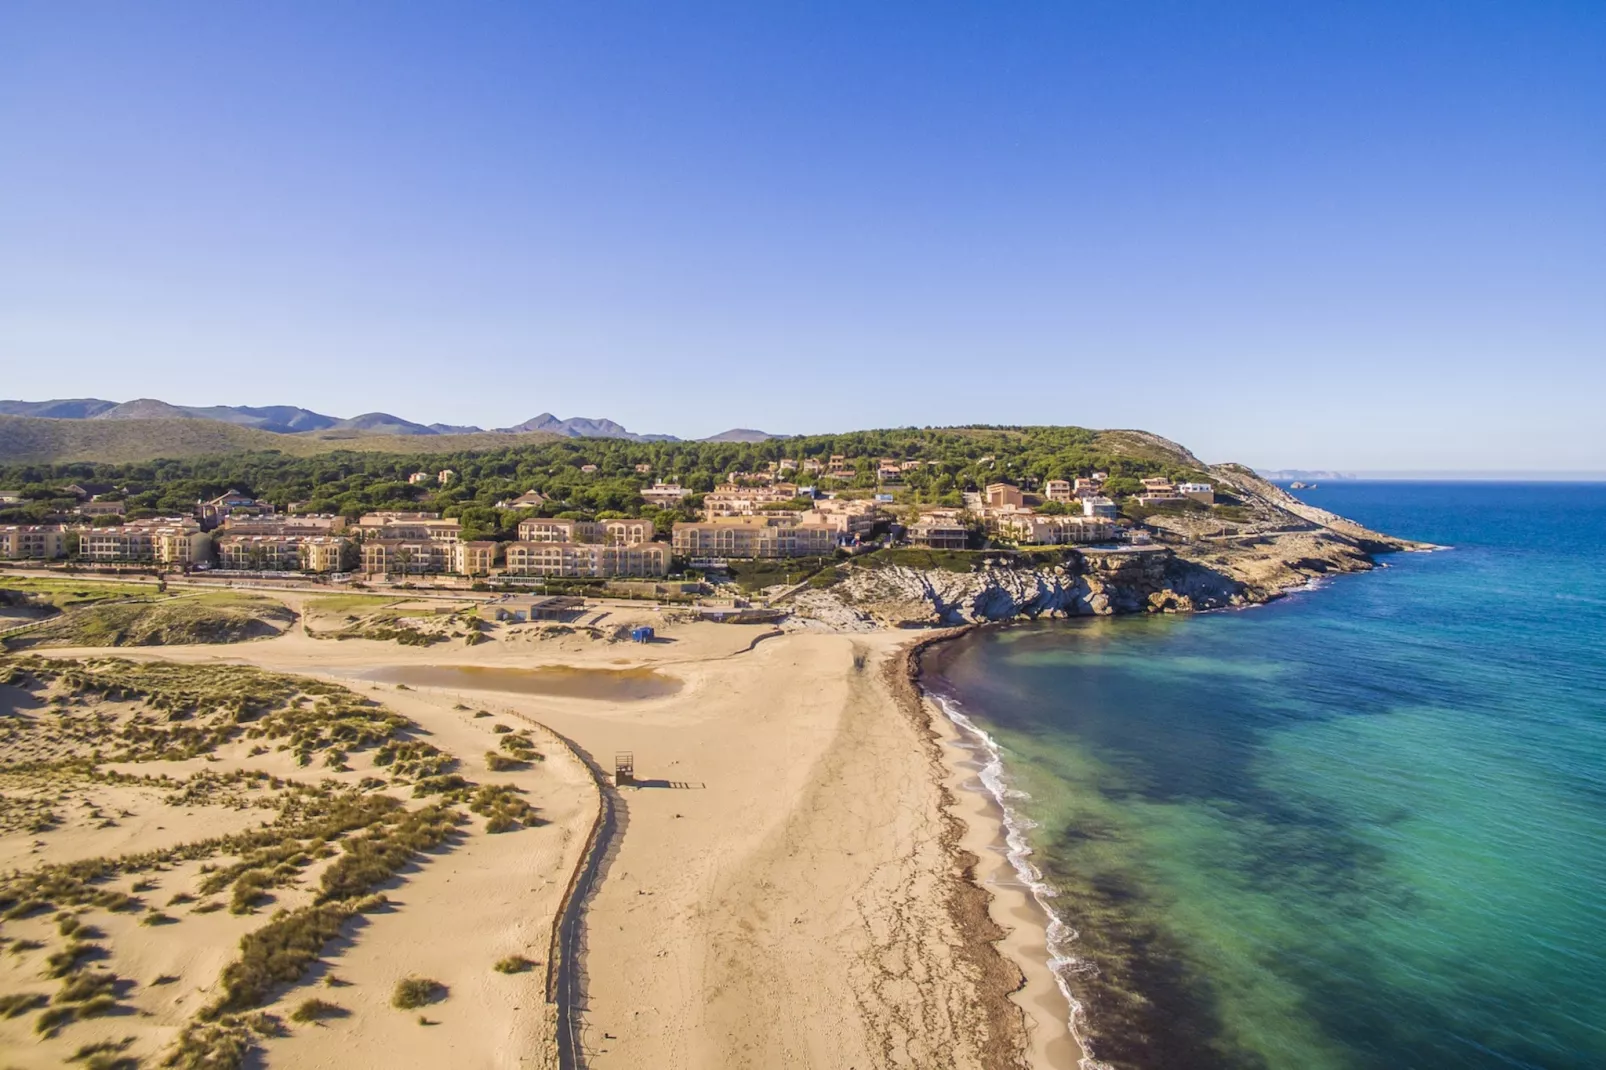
[[790, 464, 1430, 629]]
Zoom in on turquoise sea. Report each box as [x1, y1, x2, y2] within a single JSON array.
[[923, 482, 1606, 1070]]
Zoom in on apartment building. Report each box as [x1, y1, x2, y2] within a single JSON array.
[[452, 540, 499, 576], [1083, 497, 1119, 519], [196, 490, 275, 530], [908, 516, 971, 550], [604, 519, 653, 546], [0, 525, 68, 560], [640, 483, 691, 506], [79, 519, 210, 565], [221, 515, 347, 535], [809, 499, 883, 537], [517, 518, 602, 543], [1044, 479, 1073, 502], [303, 537, 357, 573], [700, 483, 804, 518], [984, 483, 1026, 509], [362, 539, 452, 575], [216, 533, 356, 573], [358, 513, 461, 543], [993, 514, 1116, 546], [78, 500, 127, 518], [672, 515, 836, 559], [1073, 477, 1104, 497], [216, 534, 302, 571], [503, 541, 669, 578]]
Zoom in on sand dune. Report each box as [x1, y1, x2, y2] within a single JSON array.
[[2, 596, 1070, 1068]]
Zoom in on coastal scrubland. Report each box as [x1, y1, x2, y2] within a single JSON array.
[[0, 424, 1211, 537], [0, 653, 590, 1068]]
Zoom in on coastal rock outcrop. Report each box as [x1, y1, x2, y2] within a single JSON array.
[[788, 467, 1430, 630]]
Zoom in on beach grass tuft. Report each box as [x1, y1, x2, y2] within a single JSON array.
[[391, 975, 446, 1010]]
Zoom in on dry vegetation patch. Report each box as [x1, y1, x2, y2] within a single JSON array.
[[0, 653, 552, 1068]]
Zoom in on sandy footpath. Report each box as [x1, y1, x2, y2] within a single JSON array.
[[9, 598, 1047, 1068]]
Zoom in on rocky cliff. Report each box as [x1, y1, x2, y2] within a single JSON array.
[[788, 470, 1430, 630]]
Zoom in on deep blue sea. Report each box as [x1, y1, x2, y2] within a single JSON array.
[[924, 482, 1606, 1070]]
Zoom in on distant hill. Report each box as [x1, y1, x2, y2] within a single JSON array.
[[0, 398, 120, 419], [178, 404, 341, 434], [497, 412, 676, 441], [323, 412, 438, 436], [0, 414, 561, 464], [1, 397, 675, 442], [700, 428, 779, 443]]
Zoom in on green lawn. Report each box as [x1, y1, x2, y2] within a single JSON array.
[[0, 575, 165, 609]]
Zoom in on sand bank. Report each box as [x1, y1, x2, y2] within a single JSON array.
[[5, 600, 1047, 1068]]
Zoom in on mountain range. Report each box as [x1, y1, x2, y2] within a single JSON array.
[[0, 398, 775, 444]]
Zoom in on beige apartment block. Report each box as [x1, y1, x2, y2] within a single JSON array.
[[984, 482, 1026, 509], [222, 515, 347, 535], [452, 540, 499, 576], [517, 518, 603, 543], [994, 514, 1115, 546], [79, 519, 207, 564], [216, 534, 353, 573], [1044, 479, 1074, 502], [908, 518, 970, 550], [701, 483, 803, 517], [0, 525, 68, 560], [809, 499, 882, 536], [358, 513, 461, 543], [603, 519, 653, 546], [671, 515, 836, 559], [503, 541, 669, 578], [362, 538, 452, 575], [216, 534, 301, 571]]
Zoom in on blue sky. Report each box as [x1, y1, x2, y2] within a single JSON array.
[[2, 2, 1602, 470]]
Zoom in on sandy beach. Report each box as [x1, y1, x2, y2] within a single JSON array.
[[0, 590, 1073, 1068]]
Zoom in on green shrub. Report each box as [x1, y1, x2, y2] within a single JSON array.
[[35, 1003, 75, 1036], [493, 955, 534, 974], [391, 976, 446, 1010], [0, 991, 46, 1018], [290, 997, 346, 1023]]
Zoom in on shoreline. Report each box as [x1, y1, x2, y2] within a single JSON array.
[[896, 627, 1093, 1070], [898, 544, 1431, 1070]]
